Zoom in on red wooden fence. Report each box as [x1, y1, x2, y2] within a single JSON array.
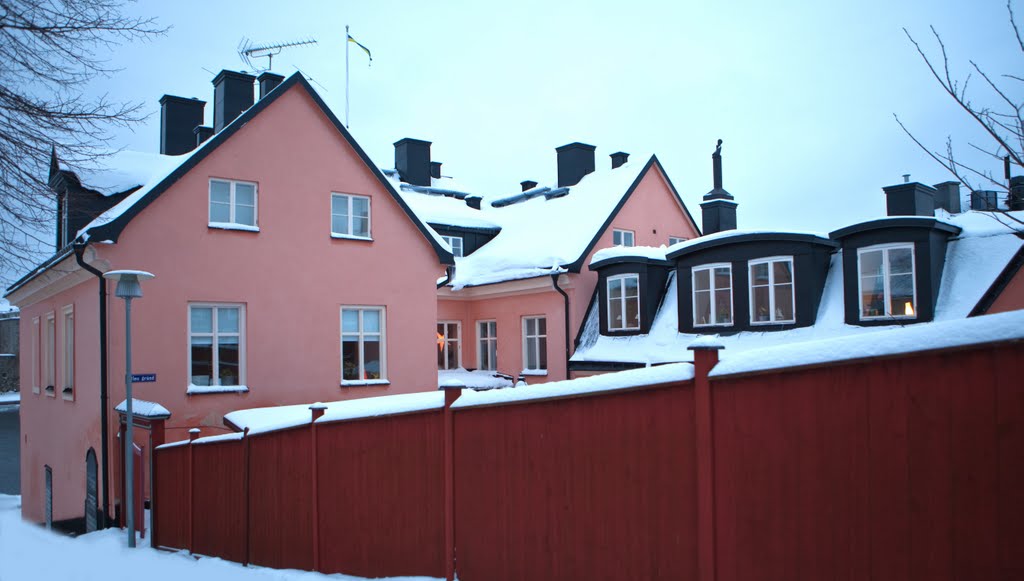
[[152, 339, 1024, 581]]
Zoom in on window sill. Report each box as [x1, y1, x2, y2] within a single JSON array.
[[330, 233, 373, 242], [61, 387, 74, 401], [694, 324, 734, 329], [209, 222, 260, 233], [520, 369, 548, 376], [750, 320, 795, 326], [44, 387, 55, 398], [341, 379, 390, 387], [186, 384, 250, 395], [32, 387, 40, 395]]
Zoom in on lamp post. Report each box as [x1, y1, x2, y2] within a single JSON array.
[[103, 270, 154, 548]]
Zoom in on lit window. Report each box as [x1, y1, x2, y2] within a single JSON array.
[[858, 244, 916, 320], [437, 321, 461, 370], [477, 320, 497, 371], [331, 193, 371, 239], [62, 305, 74, 399], [612, 229, 635, 247], [442, 235, 464, 257], [43, 312, 55, 395], [209, 179, 257, 229], [607, 274, 640, 331], [31, 317, 39, 394], [669, 236, 687, 246], [189, 304, 245, 388], [341, 307, 386, 382], [749, 257, 795, 324], [522, 316, 547, 372], [693, 264, 733, 326]]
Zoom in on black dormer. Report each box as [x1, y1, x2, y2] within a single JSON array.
[[829, 217, 961, 326], [589, 254, 672, 335]]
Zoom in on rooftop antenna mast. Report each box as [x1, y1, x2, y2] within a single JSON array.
[[238, 37, 318, 72]]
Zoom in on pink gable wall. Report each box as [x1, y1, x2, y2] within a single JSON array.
[[18, 83, 443, 522]]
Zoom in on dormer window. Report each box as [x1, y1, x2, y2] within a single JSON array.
[[607, 274, 640, 331], [749, 257, 795, 324], [613, 229, 635, 247], [858, 243, 916, 320], [693, 264, 732, 327], [442, 235, 464, 257]]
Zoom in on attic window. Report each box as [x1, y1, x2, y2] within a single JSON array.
[[669, 236, 687, 246], [332, 193, 371, 240], [693, 264, 733, 327], [607, 274, 640, 331], [749, 257, 795, 324], [209, 179, 258, 230], [442, 235, 464, 257], [858, 243, 916, 320], [613, 229, 635, 247]]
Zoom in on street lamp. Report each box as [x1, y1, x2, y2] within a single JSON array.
[[103, 269, 154, 548]]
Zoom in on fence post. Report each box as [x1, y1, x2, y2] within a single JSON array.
[[440, 381, 463, 581], [688, 338, 723, 581], [242, 427, 251, 566], [188, 427, 200, 554], [309, 403, 327, 573]]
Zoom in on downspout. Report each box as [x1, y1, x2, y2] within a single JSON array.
[[437, 265, 455, 289], [73, 241, 110, 530], [550, 273, 571, 380]]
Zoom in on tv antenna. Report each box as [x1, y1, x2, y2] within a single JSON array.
[[238, 37, 318, 72]]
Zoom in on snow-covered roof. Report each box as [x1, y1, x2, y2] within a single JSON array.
[[590, 245, 672, 266], [72, 150, 180, 197], [114, 398, 171, 419], [572, 209, 1024, 368], [437, 368, 513, 390]]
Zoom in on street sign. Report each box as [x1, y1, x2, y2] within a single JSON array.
[[131, 374, 156, 383]]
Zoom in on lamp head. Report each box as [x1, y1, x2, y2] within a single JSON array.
[[103, 270, 155, 300]]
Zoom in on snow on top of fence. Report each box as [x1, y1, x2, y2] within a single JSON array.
[[451, 362, 695, 409], [709, 309, 1024, 378]]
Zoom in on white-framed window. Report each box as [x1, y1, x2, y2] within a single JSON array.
[[331, 193, 371, 239], [31, 316, 39, 394], [669, 236, 687, 246], [693, 264, 733, 327], [43, 312, 55, 394], [442, 235, 464, 258], [477, 320, 497, 371], [209, 179, 258, 229], [341, 307, 386, 383], [522, 316, 547, 372], [189, 304, 245, 388], [61, 305, 74, 399], [749, 257, 795, 325], [858, 243, 916, 320], [612, 229, 635, 247], [60, 193, 70, 247], [607, 274, 641, 331], [437, 321, 461, 370]]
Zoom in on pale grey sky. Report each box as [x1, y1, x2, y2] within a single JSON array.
[[85, 0, 1024, 234]]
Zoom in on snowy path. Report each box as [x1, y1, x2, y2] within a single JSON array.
[[0, 495, 439, 581]]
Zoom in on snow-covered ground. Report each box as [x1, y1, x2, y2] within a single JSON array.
[[0, 494, 438, 581], [0, 392, 20, 407]]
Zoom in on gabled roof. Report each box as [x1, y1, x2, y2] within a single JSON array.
[[77, 72, 453, 264]]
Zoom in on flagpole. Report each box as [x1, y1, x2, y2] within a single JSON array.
[[345, 25, 350, 128]]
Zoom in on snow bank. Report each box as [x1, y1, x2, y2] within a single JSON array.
[[710, 309, 1024, 377], [452, 362, 694, 409]]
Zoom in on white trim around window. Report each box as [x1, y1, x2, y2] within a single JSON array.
[[476, 320, 497, 371], [43, 312, 55, 396], [748, 256, 796, 325], [521, 316, 547, 374], [209, 178, 259, 231], [692, 263, 733, 327], [61, 305, 74, 400], [669, 236, 687, 246], [607, 274, 641, 331], [331, 193, 372, 240], [437, 321, 461, 370], [341, 306, 388, 385], [187, 303, 248, 394], [857, 243, 917, 320], [442, 235, 464, 257], [612, 229, 635, 247], [31, 316, 39, 394]]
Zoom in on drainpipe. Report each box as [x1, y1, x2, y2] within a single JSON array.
[[550, 273, 571, 380], [437, 265, 455, 289], [73, 241, 110, 530]]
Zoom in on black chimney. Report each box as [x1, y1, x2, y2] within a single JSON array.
[[257, 72, 285, 99], [212, 70, 256, 132], [159, 95, 205, 155], [931, 181, 962, 213], [430, 161, 442, 180], [883, 182, 935, 216], [465, 196, 482, 210], [194, 125, 214, 147], [610, 152, 629, 169], [394, 138, 432, 186], [556, 142, 596, 187], [1010, 176, 1024, 211], [700, 139, 737, 235], [520, 180, 538, 192]]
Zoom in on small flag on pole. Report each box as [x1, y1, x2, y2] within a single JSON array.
[[347, 34, 372, 65]]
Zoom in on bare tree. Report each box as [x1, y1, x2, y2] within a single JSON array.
[[0, 0, 164, 287], [895, 0, 1024, 216]]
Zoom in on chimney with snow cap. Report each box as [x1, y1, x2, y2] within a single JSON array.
[[159, 95, 205, 155], [556, 142, 596, 187], [212, 69, 256, 132], [883, 182, 935, 216], [394, 138, 432, 186], [257, 72, 285, 99], [431, 161, 442, 180], [521, 180, 538, 192], [932, 181, 962, 213], [611, 152, 629, 169], [700, 139, 737, 235]]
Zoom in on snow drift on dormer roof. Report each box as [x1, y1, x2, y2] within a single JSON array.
[[73, 150, 180, 197]]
